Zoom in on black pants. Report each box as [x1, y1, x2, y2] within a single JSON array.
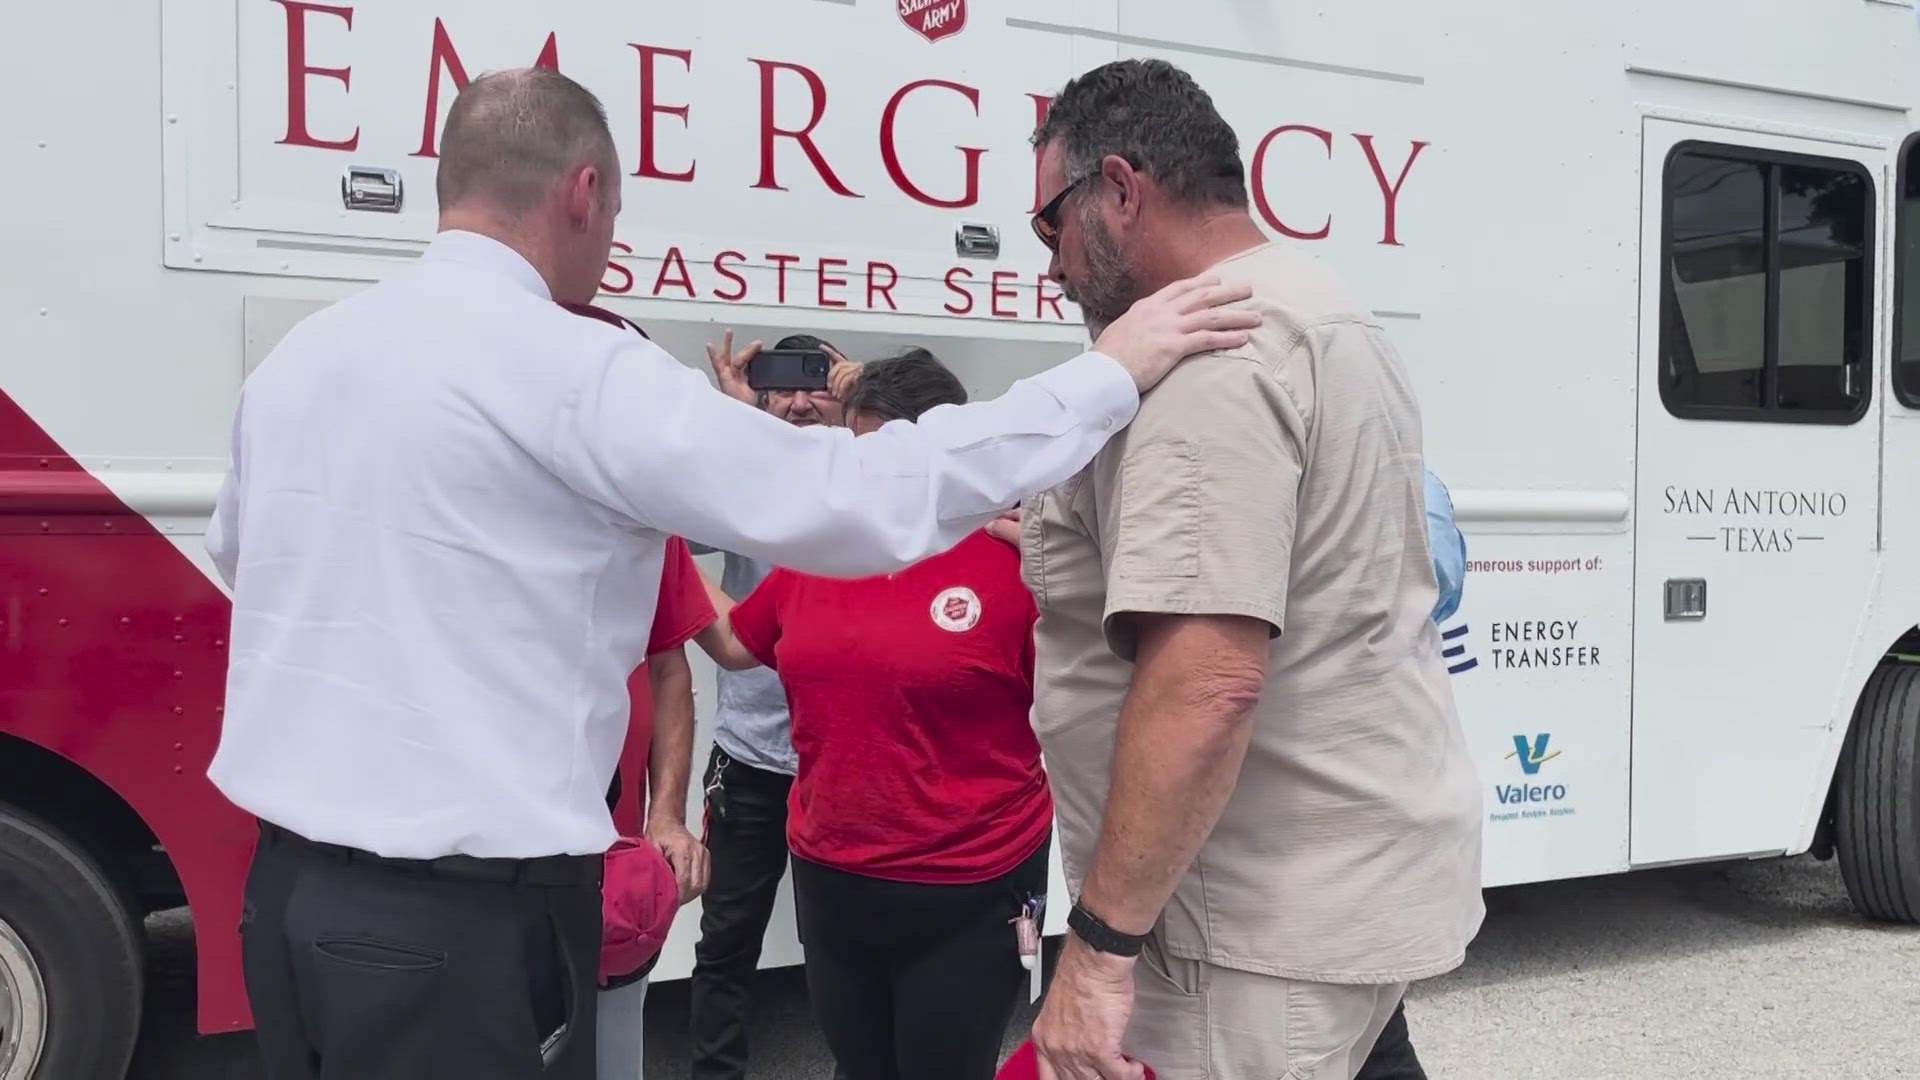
[[689, 747, 796, 1080], [240, 823, 602, 1080], [792, 840, 1050, 1080], [1354, 999, 1427, 1080]]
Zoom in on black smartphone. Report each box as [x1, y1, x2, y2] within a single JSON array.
[[747, 348, 831, 391]]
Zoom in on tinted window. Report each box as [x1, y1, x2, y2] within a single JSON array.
[[1661, 146, 1872, 422], [1898, 137, 1920, 406], [1667, 155, 1766, 410]]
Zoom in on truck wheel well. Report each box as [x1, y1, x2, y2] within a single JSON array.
[[1813, 628, 1920, 860], [1890, 626, 1920, 660], [0, 734, 181, 913]]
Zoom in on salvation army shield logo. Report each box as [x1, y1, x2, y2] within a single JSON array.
[[930, 586, 982, 632], [898, 0, 968, 43]]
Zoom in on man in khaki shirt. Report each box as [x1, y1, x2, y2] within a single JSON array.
[[1022, 59, 1484, 1080]]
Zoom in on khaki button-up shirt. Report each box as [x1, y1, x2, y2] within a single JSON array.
[[1023, 242, 1484, 983]]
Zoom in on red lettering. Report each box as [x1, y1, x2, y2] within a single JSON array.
[[1036, 275, 1066, 321], [652, 246, 696, 298], [817, 258, 849, 308], [768, 253, 801, 303], [275, 0, 359, 151], [866, 261, 900, 311], [879, 80, 983, 209], [601, 240, 635, 295], [713, 251, 749, 302], [1249, 124, 1332, 241], [1354, 135, 1427, 247], [632, 45, 695, 182], [1027, 94, 1053, 213], [944, 267, 976, 315], [751, 60, 860, 197], [414, 19, 560, 157], [990, 271, 1020, 319]]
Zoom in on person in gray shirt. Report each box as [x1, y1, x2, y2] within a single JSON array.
[[684, 331, 841, 1080]]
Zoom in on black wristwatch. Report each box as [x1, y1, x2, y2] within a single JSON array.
[[1068, 902, 1147, 958]]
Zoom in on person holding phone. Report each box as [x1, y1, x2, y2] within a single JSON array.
[[710, 330, 853, 429], [690, 350, 1050, 1080], [683, 329, 857, 1080]]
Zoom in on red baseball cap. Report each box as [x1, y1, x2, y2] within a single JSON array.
[[599, 837, 680, 986], [996, 1040, 1156, 1080]]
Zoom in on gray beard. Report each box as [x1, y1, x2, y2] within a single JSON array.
[[1069, 212, 1138, 334]]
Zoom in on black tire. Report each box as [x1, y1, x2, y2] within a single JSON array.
[[1836, 663, 1920, 922], [0, 802, 143, 1079]]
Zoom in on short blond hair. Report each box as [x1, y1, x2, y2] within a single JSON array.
[[436, 67, 617, 216]]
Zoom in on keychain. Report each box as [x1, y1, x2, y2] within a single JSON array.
[[1013, 893, 1046, 1001]]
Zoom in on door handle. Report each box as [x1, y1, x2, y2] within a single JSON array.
[[1664, 578, 1707, 621]]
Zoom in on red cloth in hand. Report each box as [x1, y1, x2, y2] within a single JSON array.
[[996, 1040, 1156, 1080]]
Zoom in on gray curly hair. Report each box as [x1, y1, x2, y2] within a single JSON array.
[[1030, 58, 1247, 209]]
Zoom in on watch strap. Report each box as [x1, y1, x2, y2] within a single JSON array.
[[1068, 902, 1146, 958]]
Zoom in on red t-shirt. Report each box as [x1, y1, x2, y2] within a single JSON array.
[[728, 530, 1050, 884], [612, 536, 717, 834]]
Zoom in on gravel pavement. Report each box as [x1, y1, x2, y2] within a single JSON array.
[[128, 854, 1920, 1079]]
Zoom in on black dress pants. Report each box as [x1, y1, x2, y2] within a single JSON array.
[[240, 822, 602, 1080], [792, 840, 1049, 1080], [1355, 998, 1428, 1080], [689, 747, 796, 1080]]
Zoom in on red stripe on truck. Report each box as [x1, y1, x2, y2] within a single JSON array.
[[0, 389, 254, 1033]]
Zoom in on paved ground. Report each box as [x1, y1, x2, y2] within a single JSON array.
[[130, 854, 1920, 1078]]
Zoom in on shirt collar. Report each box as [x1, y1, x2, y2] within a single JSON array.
[[423, 229, 553, 300]]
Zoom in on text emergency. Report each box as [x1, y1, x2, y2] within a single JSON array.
[[264, 3, 1434, 322]]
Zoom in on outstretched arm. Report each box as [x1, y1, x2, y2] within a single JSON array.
[[547, 278, 1258, 579], [688, 572, 765, 672]]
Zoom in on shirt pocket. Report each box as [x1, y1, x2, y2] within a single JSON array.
[[1106, 437, 1202, 583], [1021, 474, 1093, 607]]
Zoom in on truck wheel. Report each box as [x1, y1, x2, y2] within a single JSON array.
[[0, 803, 143, 1079], [1836, 663, 1920, 923]]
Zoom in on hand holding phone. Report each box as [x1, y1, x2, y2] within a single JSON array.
[[705, 329, 762, 405]]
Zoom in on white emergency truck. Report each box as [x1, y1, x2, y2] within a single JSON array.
[[4, 0, 1920, 1074]]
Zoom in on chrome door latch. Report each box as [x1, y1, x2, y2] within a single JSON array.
[[1664, 578, 1707, 621], [342, 166, 404, 212], [955, 222, 1000, 258]]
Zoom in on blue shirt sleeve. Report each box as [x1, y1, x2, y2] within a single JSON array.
[[1424, 469, 1466, 623]]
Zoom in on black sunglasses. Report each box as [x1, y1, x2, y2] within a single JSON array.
[[1030, 171, 1099, 251]]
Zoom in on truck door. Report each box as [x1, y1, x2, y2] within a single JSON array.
[[1631, 118, 1886, 865]]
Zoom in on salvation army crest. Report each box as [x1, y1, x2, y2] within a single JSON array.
[[930, 586, 982, 632], [898, 0, 967, 43]]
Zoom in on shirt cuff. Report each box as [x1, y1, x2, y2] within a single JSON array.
[[1029, 351, 1140, 435]]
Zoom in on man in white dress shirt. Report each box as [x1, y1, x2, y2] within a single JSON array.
[[205, 67, 1256, 1080]]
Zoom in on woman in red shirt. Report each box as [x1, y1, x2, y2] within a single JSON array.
[[696, 349, 1049, 1080]]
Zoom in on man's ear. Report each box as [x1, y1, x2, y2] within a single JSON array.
[[563, 165, 599, 228], [1101, 153, 1146, 225]]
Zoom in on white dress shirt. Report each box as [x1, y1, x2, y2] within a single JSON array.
[[205, 230, 1137, 859]]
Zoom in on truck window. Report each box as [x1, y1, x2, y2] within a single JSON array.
[[1661, 143, 1872, 423], [1898, 134, 1920, 408]]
